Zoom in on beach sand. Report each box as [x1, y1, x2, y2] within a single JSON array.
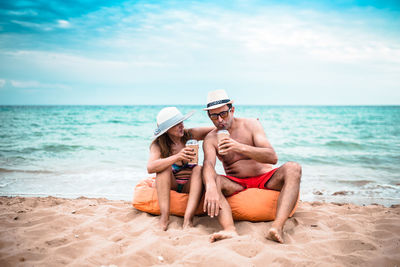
[[0, 196, 399, 266]]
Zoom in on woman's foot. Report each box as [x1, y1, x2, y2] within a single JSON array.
[[182, 218, 194, 229], [159, 214, 169, 231]]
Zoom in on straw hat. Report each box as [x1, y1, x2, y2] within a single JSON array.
[[153, 107, 195, 139], [204, 89, 234, 110]]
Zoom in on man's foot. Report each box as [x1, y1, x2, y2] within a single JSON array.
[[266, 227, 284, 243], [182, 218, 194, 229], [159, 215, 169, 231], [209, 230, 238, 243]]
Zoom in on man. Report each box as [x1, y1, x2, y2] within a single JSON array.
[[202, 89, 301, 243]]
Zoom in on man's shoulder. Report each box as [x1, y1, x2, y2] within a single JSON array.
[[237, 117, 261, 128], [204, 128, 218, 140]]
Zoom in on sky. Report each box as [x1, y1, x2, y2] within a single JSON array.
[[0, 0, 399, 105]]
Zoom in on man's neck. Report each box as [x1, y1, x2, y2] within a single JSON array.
[[227, 117, 238, 132]]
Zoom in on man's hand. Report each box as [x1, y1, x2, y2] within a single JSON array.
[[203, 184, 221, 218], [218, 137, 243, 155]]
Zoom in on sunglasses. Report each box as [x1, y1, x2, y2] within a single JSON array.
[[208, 108, 231, 120]]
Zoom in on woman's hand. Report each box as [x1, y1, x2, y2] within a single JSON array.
[[176, 147, 196, 162]]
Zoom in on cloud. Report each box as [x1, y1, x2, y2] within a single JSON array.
[[82, 2, 400, 66], [0, 79, 5, 87], [7, 9, 38, 16], [2, 2, 399, 87], [10, 79, 70, 90], [0, 0, 124, 34], [10, 20, 53, 31], [0, 49, 174, 88], [57, 20, 70, 28], [9, 19, 71, 31], [3, 1, 400, 66], [10, 80, 40, 88], [7, 49, 169, 65], [0, 1, 399, 104]]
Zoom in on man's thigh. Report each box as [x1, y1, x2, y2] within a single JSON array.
[[217, 175, 245, 196], [265, 162, 300, 191], [265, 163, 288, 191]]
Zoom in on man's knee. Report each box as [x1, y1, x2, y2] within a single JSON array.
[[287, 161, 302, 173], [284, 161, 302, 181]]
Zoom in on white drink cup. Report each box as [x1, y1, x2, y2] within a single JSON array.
[[185, 139, 198, 165], [217, 130, 230, 155]]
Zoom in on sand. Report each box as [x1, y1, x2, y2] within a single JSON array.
[[0, 196, 399, 267]]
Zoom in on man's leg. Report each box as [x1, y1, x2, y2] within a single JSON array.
[[264, 161, 302, 243], [155, 168, 178, 231], [209, 175, 244, 242]]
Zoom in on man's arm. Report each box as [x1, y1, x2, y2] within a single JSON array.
[[218, 119, 278, 164], [202, 133, 222, 217]]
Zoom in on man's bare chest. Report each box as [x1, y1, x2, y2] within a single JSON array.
[[230, 131, 254, 146]]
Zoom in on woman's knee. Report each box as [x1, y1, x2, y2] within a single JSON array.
[[193, 165, 202, 173], [156, 168, 172, 181]]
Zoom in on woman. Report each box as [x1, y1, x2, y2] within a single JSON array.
[[147, 107, 214, 230]]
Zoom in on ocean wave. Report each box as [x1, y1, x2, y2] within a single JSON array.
[[18, 144, 96, 154], [44, 144, 79, 152], [324, 140, 363, 150], [0, 168, 53, 174], [118, 135, 135, 139], [337, 180, 373, 186], [294, 157, 337, 165], [106, 119, 126, 124]]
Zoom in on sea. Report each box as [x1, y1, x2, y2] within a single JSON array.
[[0, 105, 399, 206]]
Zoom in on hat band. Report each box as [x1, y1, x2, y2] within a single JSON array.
[[154, 113, 183, 136], [206, 99, 230, 108]]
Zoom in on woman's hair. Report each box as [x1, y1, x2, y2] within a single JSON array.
[[151, 129, 191, 158]]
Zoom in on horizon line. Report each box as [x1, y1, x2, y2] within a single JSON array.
[[1, 104, 399, 107]]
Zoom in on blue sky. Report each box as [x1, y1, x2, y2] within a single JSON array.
[[0, 0, 399, 105]]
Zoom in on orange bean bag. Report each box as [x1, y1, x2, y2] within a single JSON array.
[[132, 177, 297, 222]]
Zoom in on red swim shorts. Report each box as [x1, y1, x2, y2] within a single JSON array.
[[223, 168, 278, 194]]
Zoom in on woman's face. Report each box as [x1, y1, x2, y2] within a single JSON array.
[[167, 122, 184, 138]]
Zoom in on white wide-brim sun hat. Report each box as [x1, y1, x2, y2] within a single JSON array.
[[153, 107, 195, 139], [204, 89, 234, 110]]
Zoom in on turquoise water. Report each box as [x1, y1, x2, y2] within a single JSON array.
[[0, 105, 399, 206]]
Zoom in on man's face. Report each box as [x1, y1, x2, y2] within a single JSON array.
[[207, 105, 234, 130]]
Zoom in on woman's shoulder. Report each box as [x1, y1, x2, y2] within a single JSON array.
[[149, 140, 161, 150]]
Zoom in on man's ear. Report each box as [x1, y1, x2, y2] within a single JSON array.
[[231, 106, 235, 114]]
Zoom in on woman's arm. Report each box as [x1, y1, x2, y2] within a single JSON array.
[[188, 126, 215, 140], [147, 143, 177, 174], [147, 142, 196, 174]]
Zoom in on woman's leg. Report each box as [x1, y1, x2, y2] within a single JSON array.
[[155, 168, 177, 231], [182, 165, 203, 228]]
